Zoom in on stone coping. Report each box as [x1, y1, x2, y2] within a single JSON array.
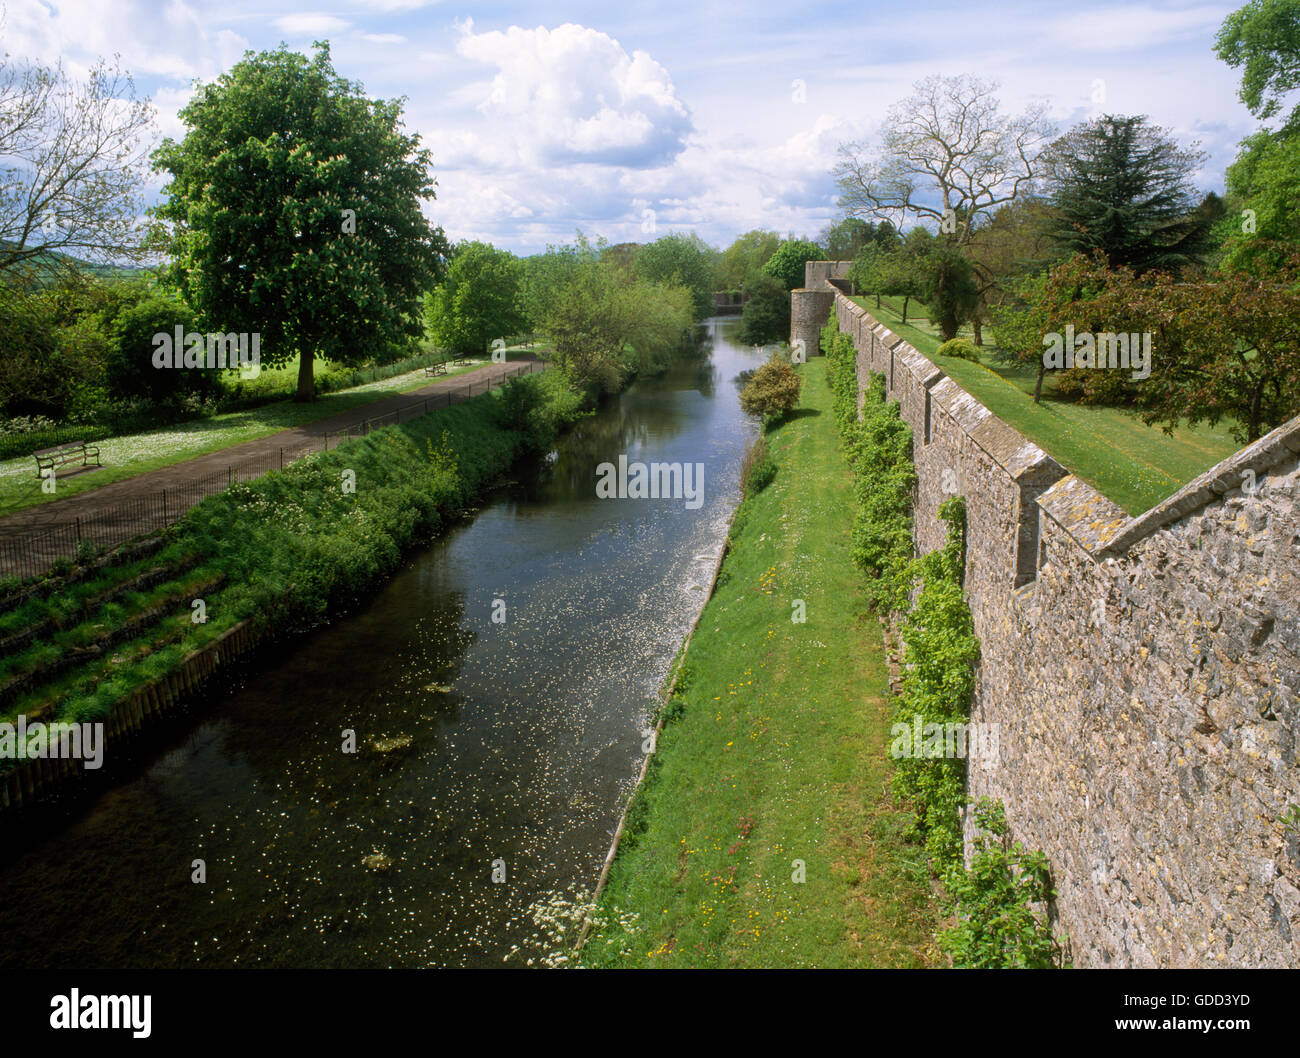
[[831, 290, 1300, 558], [1101, 416, 1300, 557]]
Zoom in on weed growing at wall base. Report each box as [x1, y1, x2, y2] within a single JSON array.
[[940, 799, 1066, 968], [822, 318, 1064, 967], [822, 321, 916, 614]]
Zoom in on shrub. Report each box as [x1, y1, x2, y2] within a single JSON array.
[[493, 370, 588, 451], [0, 283, 78, 419], [739, 354, 801, 422], [739, 435, 777, 496], [1055, 363, 1140, 406], [937, 337, 980, 362], [107, 291, 217, 403], [939, 798, 1064, 968]]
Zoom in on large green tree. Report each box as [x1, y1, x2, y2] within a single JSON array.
[[152, 43, 447, 401], [427, 240, 527, 356], [718, 229, 781, 290], [524, 235, 693, 395], [1038, 248, 1300, 440], [849, 228, 935, 326], [737, 273, 790, 345], [964, 197, 1061, 345], [634, 232, 717, 319], [819, 217, 873, 259], [761, 238, 825, 290], [1215, 1, 1300, 267], [1216, 0, 1300, 128], [1038, 114, 1214, 275]]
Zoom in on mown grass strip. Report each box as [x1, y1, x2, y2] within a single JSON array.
[[0, 351, 540, 516], [582, 364, 938, 968], [851, 294, 1240, 515]]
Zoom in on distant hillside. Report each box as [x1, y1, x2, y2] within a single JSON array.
[[0, 241, 150, 283]]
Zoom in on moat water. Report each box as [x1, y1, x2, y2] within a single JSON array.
[[0, 319, 763, 968]]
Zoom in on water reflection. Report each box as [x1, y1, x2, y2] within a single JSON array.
[[0, 319, 763, 969]]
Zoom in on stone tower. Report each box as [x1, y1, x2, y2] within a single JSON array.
[[790, 261, 853, 356]]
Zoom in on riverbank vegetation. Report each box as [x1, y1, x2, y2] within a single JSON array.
[[0, 371, 585, 762], [580, 361, 939, 968]]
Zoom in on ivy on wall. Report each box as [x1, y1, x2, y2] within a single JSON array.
[[821, 319, 1066, 967]]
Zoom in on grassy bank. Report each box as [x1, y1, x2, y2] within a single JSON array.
[[0, 351, 539, 517], [580, 363, 938, 968], [822, 320, 1064, 966], [851, 294, 1239, 515], [0, 370, 586, 750]]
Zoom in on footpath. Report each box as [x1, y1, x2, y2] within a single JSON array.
[[0, 357, 545, 573]]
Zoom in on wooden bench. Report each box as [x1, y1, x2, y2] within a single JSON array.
[[424, 361, 448, 377], [451, 354, 469, 367], [33, 440, 101, 478]]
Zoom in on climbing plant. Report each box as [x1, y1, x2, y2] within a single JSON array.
[[822, 321, 917, 614], [939, 798, 1065, 968], [822, 316, 1065, 967]]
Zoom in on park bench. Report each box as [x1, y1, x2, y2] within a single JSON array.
[[424, 361, 448, 377], [33, 440, 101, 479], [451, 354, 469, 367]]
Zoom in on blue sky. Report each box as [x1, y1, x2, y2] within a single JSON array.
[[1, 0, 1259, 254]]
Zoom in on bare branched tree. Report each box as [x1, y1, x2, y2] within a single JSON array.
[[833, 74, 1054, 246], [0, 52, 155, 276]]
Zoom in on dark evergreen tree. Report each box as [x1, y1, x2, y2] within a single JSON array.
[[738, 273, 790, 345], [1039, 114, 1214, 275]]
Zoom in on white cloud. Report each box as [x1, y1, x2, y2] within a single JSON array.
[[454, 21, 693, 169], [0, 0, 250, 82], [272, 14, 351, 37], [1037, 4, 1229, 53], [354, 0, 441, 10], [0, 1, 1256, 254]]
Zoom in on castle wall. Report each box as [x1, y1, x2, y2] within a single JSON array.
[[820, 280, 1300, 967]]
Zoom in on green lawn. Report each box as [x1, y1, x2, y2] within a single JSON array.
[[581, 365, 938, 968], [0, 350, 536, 517], [215, 338, 543, 402], [852, 295, 1241, 515]]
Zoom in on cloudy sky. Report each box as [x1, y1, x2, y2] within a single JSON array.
[[0, 0, 1258, 254]]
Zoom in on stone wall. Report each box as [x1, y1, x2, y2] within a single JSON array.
[[789, 260, 853, 354], [813, 273, 1300, 968], [790, 288, 835, 359], [803, 260, 853, 290]]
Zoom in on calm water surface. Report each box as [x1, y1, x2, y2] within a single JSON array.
[[0, 320, 763, 968]]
